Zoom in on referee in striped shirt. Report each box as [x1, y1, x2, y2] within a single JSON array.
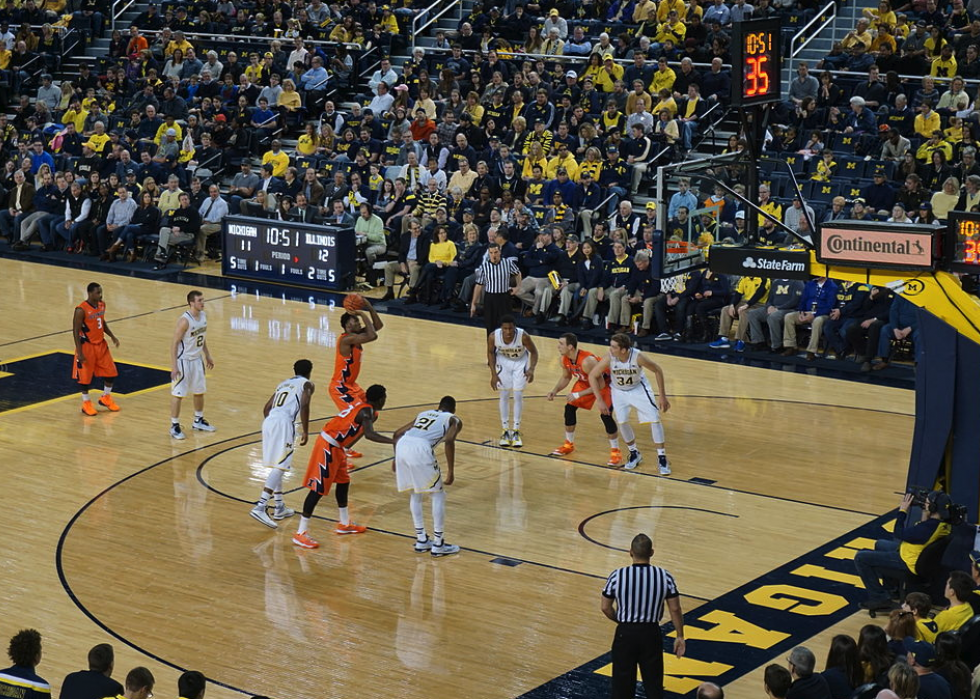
[[471, 242, 522, 334], [602, 533, 686, 699]]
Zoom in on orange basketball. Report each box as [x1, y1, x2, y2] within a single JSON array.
[[343, 294, 365, 312]]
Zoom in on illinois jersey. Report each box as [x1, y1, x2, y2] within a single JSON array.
[[320, 401, 373, 449], [304, 401, 374, 495], [76, 300, 106, 344], [563, 349, 611, 410], [177, 310, 208, 360], [329, 335, 365, 409]]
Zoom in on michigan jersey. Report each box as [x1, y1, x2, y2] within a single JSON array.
[[267, 376, 308, 422], [494, 327, 527, 363], [403, 409, 454, 448], [609, 348, 651, 392], [177, 310, 208, 360]]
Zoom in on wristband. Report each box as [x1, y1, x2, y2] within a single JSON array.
[[570, 391, 579, 400]]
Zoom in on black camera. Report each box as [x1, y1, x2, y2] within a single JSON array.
[[907, 487, 931, 509], [950, 503, 969, 526]]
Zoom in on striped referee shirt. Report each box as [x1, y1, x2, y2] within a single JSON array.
[[475, 256, 520, 294], [602, 564, 679, 623]]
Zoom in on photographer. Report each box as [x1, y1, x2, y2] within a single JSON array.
[[854, 490, 953, 612]]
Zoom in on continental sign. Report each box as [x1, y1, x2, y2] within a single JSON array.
[[519, 513, 893, 699], [817, 223, 937, 271]]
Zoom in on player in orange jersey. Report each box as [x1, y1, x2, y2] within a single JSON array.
[[546, 333, 621, 465], [329, 300, 383, 458], [72, 282, 121, 415], [293, 384, 393, 549]]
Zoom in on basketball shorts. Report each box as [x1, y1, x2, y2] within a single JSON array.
[[172, 357, 206, 398], [303, 435, 350, 495], [569, 380, 612, 411], [262, 415, 296, 470], [329, 381, 366, 411], [495, 359, 528, 391], [73, 341, 118, 385], [395, 435, 442, 494], [612, 386, 661, 424]]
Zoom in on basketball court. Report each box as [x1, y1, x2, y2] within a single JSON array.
[[0, 257, 914, 699]]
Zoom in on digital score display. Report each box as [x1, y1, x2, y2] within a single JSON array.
[[221, 215, 356, 290], [945, 211, 980, 273], [731, 18, 782, 107]]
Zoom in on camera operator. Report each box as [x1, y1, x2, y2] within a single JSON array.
[[854, 490, 953, 612]]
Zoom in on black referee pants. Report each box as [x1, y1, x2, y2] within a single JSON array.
[[483, 291, 513, 335], [611, 622, 664, 699]]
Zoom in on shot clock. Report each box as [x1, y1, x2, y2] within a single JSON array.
[[731, 19, 782, 107], [945, 211, 980, 273]]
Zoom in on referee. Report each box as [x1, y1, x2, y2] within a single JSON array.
[[471, 242, 522, 334], [601, 533, 686, 699]]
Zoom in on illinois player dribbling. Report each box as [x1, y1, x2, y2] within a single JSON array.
[[293, 384, 393, 549], [329, 300, 383, 458], [546, 333, 622, 466], [73, 282, 121, 415]]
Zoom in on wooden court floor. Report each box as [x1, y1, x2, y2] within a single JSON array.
[[0, 258, 915, 699]]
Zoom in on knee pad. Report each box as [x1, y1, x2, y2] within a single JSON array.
[[564, 403, 578, 426], [600, 413, 618, 434]]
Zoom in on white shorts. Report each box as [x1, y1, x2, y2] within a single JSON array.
[[612, 386, 661, 424], [395, 436, 442, 494], [171, 357, 207, 398], [262, 415, 296, 470], [496, 359, 528, 391]]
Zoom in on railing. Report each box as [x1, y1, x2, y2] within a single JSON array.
[[411, 0, 462, 51], [786, 0, 837, 84], [110, 0, 137, 30]]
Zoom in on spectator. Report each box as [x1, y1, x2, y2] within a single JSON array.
[[786, 646, 832, 699], [745, 278, 804, 352], [178, 671, 206, 699], [61, 644, 124, 699], [822, 635, 862, 699], [904, 639, 952, 699], [0, 629, 48, 699], [708, 276, 769, 351], [933, 570, 975, 632], [781, 276, 839, 360]]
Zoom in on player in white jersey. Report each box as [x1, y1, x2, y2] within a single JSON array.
[[588, 333, 671, 473], [170, 290, 216, 440], [393, 396, 463, 557], [250, 359, 315, 529], [487, 315, 538, 448]]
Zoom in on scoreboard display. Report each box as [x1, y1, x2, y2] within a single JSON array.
[[945, 211, 980, 274], [731, 18, 782, 107], [222, 215, 356, 290]]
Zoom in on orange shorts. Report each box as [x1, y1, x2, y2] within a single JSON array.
[[569, 381, 612, 411], [329, 381, 365, 411], [303, 435, 351, 495], [72, 342, 117, 385]]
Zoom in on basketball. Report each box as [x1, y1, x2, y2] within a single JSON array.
[[343, 294, 365, 312]]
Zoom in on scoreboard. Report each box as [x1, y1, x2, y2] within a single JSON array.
[[946, 211, 980, 274], [222, 215, 356, 290], [731, 18, 782, 107]]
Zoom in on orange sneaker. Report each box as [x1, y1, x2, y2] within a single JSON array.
[[607, 448, 624, 467], [551, 441, 575, 456], [81, 401, 98, 416], [98, 394, 120, 412], [345, 448, 363, 459], [292, 532, 320, 549], [336, 522, 367, 535]]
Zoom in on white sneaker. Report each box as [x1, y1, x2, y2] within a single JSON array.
[[658, 457, 672, 476], [170, 423, 186, 440], [414, 537, 433, 552], [250, 506, 277, 529], [431, 542, 460, 557], [499, 429, 512, 447], [271, 505, 295, 520], [511, 430, 523, 448], [625, 450, 643, 470], [193, 417, 216, 432]]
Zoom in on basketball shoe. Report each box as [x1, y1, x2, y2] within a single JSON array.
[[81, 401, 98, 416], [551, 441, 575, 456], [193, 417, 216, 432], [271, 505, 295, 520], [625, 449, 643, 470], [431, 542, 460, 557], [414, 537, 433, 552], [98, 394, 120, 411], [511, 430, 523, 448], [170, 423, 186, 440], [345, 448, 363, 458], [250, 506, 277, 529], [658, 455, 671, 476], [336, 522, 367, 534], [499, 430, 512, 447], [292, 532, 319, 549], [607, 448, 623, 466]]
